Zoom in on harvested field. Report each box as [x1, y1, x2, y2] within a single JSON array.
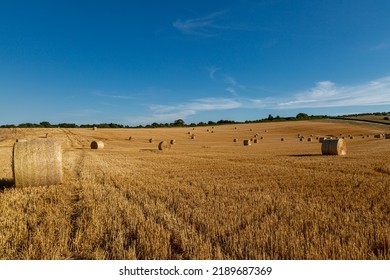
[[0, 120, 389, 260]]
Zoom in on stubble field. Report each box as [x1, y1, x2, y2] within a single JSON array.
[[0, 120, 389, 260]]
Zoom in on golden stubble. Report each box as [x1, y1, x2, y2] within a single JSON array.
[[0, 121, 389, 259]]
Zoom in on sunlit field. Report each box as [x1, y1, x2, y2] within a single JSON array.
[[0, 119, 389, 260]]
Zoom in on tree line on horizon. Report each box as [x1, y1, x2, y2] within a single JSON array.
[[0, 112, 388, 129]]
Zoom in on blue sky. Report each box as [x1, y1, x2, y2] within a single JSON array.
[[1, 0, 390, 126]]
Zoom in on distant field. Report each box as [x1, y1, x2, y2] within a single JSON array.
[[339, 114, 390, 125], [0, 120, 389, 260]]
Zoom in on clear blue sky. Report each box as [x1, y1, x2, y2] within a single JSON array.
[[1, 0, 390, 126]]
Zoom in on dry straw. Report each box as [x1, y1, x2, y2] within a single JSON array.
[[158, 141, 171, 151], [13, 140, 63, 188], [91, 140, 104, 149], [321, 139, 347, 156], [243, 139, 251, 146]]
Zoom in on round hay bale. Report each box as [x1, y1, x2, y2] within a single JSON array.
[[281, 138, 285, 141], [13, 140, 63, 188], [93, 126, 97, 131], [321, 139, 347, 156], [374, 134, 383, 139], [385, 134, 390, 139], [191, 134, 196, 139], [128, 136, 132, 140], [187, 131, 191, 134], [149, 138, 153, 143], [350, 136, 354, 139], [300, 138, 303, 142], [45, 133, 51, 138], [243, 139, 251, 146], [260, 136, 264, 140], [253, 138, 259, 143], [158, 141, 171, 151], [170, 139, 176, 145], [233, 138, 238, 142], [307, 137, 312, 142], [91, 140, 104, 149]]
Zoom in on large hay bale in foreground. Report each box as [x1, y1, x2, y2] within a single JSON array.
[[321, 139, 347, 155], [13, 140, 63, 188], [158, 141, 171, 151], [91, 140, 104, 149]]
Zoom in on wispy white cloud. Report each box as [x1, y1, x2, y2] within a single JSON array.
[[139, 75, 390, 123], [93, 92, 136, 100], [368, 42, 390, 51], [173, 10, 246, 37], [278, 76, 390, 108]]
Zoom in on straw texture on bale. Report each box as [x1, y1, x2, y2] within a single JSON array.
[[13, 140, 63, 188], [16, 139, 27, 143], [158, 141, 171, 151], [321, 139, 347, 156], [91, 140, 104, 149], [243, 139, 251, 146]]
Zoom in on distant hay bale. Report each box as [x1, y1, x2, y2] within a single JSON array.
[[16, 139, 27, 143], [260, 136, 264, 140], [307, 137, 312, 142], [253, 138, 259, 143], [300, 138, 303, 142], [385, 134, 390, 139], [149, 138, 153, 143], [264, 130, 268, 132], [128, 136, 133, 140], [243, 139, 251, 146], [233, 138, 238, 142], [93, 126, 97, 131], [158, 141, 171, 151], [281, 138, 285, 141], [321, 139, 347, 156], [45, 133, 51, 138], [13, 140, 63, 188], [187, 131, 191, 134], [206, 129, 210, 132], [91, 140, 104, 149], [374, 134, 383, 139], [350, 136, 354, 139], [249, 129, 253, 131], [211, 131, 214, 133], [170, 139, 176, 145], [191, 134, 196, 139]]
